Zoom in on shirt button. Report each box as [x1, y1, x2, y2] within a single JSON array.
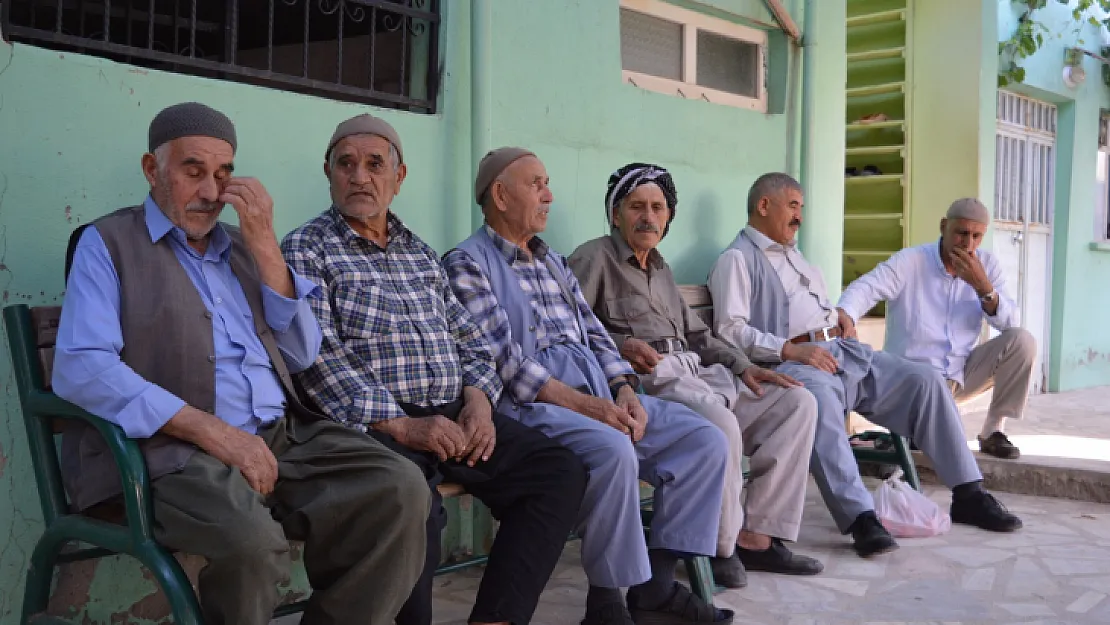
[[215, 297, 223, 305], [207, 355, 216, 363], [204, 311, 213, 319], [529, 325, 536, 331]]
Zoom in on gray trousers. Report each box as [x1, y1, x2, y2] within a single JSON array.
[[150, 415, 430, 625], [776, 339, 983, 533], [515, 395, 728, 588], [641, 352, 817, 554], [950, 327, 1037, 423]]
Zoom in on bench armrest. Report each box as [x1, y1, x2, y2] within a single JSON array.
[[28, 390, 158, 542]]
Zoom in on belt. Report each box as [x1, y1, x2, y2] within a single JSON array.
[[647, 337, 687, 354], [788, 326, 841, 344]]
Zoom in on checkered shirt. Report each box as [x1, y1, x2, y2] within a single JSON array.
[[281, 208, 502, 428], [443, 225, 635, 403]]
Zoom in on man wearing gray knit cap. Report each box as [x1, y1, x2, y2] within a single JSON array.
[[283, 117, 586, 625], [53, 101, 429, 625], [839, 197, 1036, 460]]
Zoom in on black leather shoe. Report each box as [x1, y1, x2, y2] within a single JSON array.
[[951, 491, 1023, 532], [582, 602, 636, 625], [627, 582, 734, 624], [978, 432, 1021, 459], [849, 511, 898, 558], [736, 539, 823, 575], [710, 552, 748, 588]]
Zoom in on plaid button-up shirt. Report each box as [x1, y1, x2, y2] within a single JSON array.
[[281, 208, 502, 428], [443, 225, 635, 403]]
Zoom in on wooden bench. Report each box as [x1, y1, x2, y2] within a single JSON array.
[[6, 304, 716, 624], [676, 285, 921, 490]]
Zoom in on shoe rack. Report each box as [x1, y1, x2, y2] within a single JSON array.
[[843, 0, 912, 316]]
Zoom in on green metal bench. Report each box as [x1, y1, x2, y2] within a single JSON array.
[[676, 285, 921, 492], [5, 303, 717, 624]]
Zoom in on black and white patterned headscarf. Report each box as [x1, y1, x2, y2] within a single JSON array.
[[604, 162, 679, 237]]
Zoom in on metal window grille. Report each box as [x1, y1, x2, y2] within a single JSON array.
[[1, 0, 441, 113], [994, 92, 1055, 227]]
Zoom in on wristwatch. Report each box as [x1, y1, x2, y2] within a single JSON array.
[[979, 290, 997, 305]]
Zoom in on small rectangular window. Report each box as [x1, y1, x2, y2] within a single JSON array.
[[619, 0, 767, 112]]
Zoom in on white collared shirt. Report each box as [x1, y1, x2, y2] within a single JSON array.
[[837, 240, 1017, 385], [708, 226, 838, 363]]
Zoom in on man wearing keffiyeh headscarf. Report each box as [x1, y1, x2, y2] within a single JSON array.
[[571, 162, 824, 589]]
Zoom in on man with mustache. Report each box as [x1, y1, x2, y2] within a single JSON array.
[[708, 173, 1023, 559], [445, 148, 733, 625], [53, 102, 430, 625], [281, 116, 586, 625], [567, 163, 822, 588], [838, 198, 1035, 460]]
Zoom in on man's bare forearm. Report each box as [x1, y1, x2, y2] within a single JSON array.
[[535, 377, 588, 413]]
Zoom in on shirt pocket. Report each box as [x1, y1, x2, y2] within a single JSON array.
[[605, 296, 654, 337], [332, 279, 398, 339]]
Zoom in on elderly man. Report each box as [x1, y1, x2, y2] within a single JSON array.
[[444, 148, 733, 625], [567, 162, 822, 587], [708, 172, 1023, 559], [838, 198, 1036, 460], [53, 102, 429, 625], [281, 116, 586, 625]]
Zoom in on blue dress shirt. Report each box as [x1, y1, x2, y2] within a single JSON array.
[[53, 197, 322, 438]]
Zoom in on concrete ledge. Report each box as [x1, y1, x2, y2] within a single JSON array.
[[860, 451, 1110, 504]]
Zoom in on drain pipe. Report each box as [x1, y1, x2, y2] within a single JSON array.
[[797, 0, 847, 298], [470, 0, 493, 230]]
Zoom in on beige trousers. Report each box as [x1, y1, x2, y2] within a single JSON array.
[[641, 351, 818, 556], [949, 327, 1037, 422]]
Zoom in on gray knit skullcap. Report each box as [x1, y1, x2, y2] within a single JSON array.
[[326, 114, 404, 164], [148, 102, 237, 153], [946, 197, 991, 225], [475, 147, 536, 205]]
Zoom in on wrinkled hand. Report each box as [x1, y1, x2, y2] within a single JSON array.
[[458, 392, 496, 466], [950, 248, 992, 295], [615, 384, 648, 442], [208, 427, 279, 496], [836, 307, 858, 340], [220, 177, 276, 244], [739, 366, 804, 397], [620, 338, 663, 374], [580, 394, 639, 439], [394, 416, 469, 462], [782, 342, 839, 374]]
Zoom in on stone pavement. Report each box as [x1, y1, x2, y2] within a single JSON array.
[[424, 481, 1110, 625]]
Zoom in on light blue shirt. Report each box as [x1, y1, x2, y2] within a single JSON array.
[[837, 240, 1017, 386], [53, 197, 322, 438]]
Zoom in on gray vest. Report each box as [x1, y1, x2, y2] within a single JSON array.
[[61, 205, 307, 510], [726, 230, 790, 339], [454, 228, 602, 414]]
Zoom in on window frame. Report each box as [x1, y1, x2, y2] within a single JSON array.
[[619, 0, 768, 113], [1096, 113, 1110, 242], [0, 0, 441, 114]]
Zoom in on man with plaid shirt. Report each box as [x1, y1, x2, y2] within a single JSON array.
[[281, 115, 586, 625], [445, 148, 732, 625]]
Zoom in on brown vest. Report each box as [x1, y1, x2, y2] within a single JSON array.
[[61, 205, 314, 510]]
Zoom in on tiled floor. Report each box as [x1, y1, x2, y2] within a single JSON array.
[[416, 482, 1110, 625]]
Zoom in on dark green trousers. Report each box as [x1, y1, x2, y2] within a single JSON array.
[[150, 415, 430, 625]]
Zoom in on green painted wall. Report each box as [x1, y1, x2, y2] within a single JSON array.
[[0, 4, 473, 620], [483, 1, 826, 285], [996, 0, 1110, 391], [907, 0, 995, 247], [0, 0, 846, 620]]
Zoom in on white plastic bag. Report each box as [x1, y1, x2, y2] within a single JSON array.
[[873, 469, 951, 538]]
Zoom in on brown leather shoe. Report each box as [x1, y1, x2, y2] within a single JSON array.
[[978, 432, 1020, 459]]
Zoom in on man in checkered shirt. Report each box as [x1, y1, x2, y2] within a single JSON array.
[[444, 148, 733, 625], [281, 115, 586, 625]]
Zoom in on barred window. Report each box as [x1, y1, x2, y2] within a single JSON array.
[[1, 0, 441, 113]]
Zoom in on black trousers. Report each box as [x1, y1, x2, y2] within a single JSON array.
[[369, 399, 587, 625]]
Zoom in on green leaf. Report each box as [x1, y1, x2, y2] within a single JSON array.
[[1090, 16, 1101, 27], [1014, 67, 1027, 82]]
